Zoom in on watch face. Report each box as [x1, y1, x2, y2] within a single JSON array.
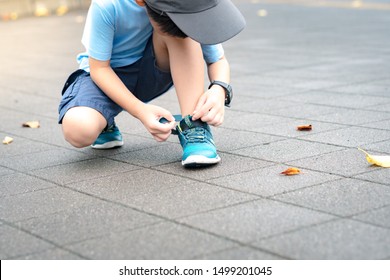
[[209, 81, 232, 106], [225, 85, 232, 106]]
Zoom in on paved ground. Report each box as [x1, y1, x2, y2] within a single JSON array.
[[1, 0, 390, 260]]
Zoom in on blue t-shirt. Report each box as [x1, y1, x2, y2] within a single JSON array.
[[77, 0, 224, 72]]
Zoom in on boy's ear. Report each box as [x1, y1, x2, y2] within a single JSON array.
[[135, 0, 146, 6]]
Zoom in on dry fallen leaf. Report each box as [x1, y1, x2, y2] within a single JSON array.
[[297, 124, 312, 131], [22, 121, 40, 128], [281, 167, 301, 176], [257, 9, 268, 17], [2, 136, 13, 144], [358, 148, 390, 168]]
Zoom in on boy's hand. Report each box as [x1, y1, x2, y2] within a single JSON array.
[[192, 86, 225, 126], [138, 104, 175, 142]]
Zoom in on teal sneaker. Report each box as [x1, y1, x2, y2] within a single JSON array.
[[91, 123, 124, 149], [176, 115, 221, 167]]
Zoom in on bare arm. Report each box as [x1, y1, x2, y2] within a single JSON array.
[[192, 55, 230, 126], [89, 58, 144, 116], [89, 57, 175, 141]]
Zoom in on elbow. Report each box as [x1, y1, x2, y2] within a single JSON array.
[[208, 55, 227, 66]]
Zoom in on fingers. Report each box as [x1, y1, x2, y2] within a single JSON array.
[[150, 119, 175, 141], [192, 93, 224, 126], [140, 105, 177, 142], [200, 108, 224, 126], [191, 94, 207, 121], [158, 108, 175, 123], [192, 88, 225, 126], [153, 131, 171, 142], [152, 110, 176, 142], [150, 125, 173, 142]]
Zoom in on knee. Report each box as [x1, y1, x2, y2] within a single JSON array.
[[62, 110, 106, 148], [63, 120, 100, 148]]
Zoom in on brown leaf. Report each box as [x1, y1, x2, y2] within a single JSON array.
[[2, 136, 14, 144], [297, 124, 312, 131], [281, 167, 301, 176], [22, 121, 40, 128]]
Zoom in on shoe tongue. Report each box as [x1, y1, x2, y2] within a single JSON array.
[[179, 115, 205, 131]]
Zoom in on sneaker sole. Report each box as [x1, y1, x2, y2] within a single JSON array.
[[182, 155, 221, 168], [91, 140, 124, 150]]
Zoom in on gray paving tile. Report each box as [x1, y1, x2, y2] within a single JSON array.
[[222, 112, 292, 132], [0, 166, 14, 177], [274, 178, 390, 217], [30, 158, 139, 185], [354, 168, 390, 187], [0, 74, 65, 100], [270, 103, 340, 119], [361, 140, 390, 154], [286, 148, 374, 177], [361, 119, 390, 130], [254, 219, 390, 259], [78, 135, 162, 157], [155, 153, 272, 181], [373, 79, 390, 87], [0, 107, 53, 133], [234, 118, 346, 138], [281, 91, 390, 109], [212, 127, 285, 152], [178, 199, 335, 244], [18, 248, 84, 260], [213, 110, 249, 128], [233, 98, 298, 114], [196, 246, 283, 260], [17, 201, 161, 246], [298, 126, 390, 148], [352, 205, 390, 229], [124, 182, 257, 219], [0, 91, 58, 118], [330, 84, 390, 97], [266, 66, 380, 82], [0, 173, 57, 198], [309, 108, 390, 125], [208, 164, 341, 197], [365, 102, 390, 113], [108, 143, 182, 167], [0, 148, 96, 172], [66, 222, 236, 259], [67, 169, 196, 203], [0, 187, 99, 222], [11, 118, 70, 147], [234, 83, 298, 99], [0, 137, 57, 158], [0, 109, 69, 148], [236, 74, 308, 89], [0, 224, 55, 259], [232, 139, 342, 163], [290, 79, 354, 91]]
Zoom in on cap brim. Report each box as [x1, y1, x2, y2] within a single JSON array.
[[167, 0, 246, 44]]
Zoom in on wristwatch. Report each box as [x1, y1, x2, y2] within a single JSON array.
[[208, 80, 233, 107]]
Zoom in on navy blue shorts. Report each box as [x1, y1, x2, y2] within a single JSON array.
[[58, 37, 173, 126]]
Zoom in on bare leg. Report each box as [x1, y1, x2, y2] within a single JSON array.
[[62, 106, 107, 148], [152, 32, 204, 117]]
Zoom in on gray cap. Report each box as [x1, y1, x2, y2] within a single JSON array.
[[144, 0, 246, 44]]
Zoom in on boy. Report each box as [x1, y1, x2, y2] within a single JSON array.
[[58, 0, 245, 167]]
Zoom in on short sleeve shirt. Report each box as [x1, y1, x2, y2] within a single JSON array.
[[77, 0, 224, 71]]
